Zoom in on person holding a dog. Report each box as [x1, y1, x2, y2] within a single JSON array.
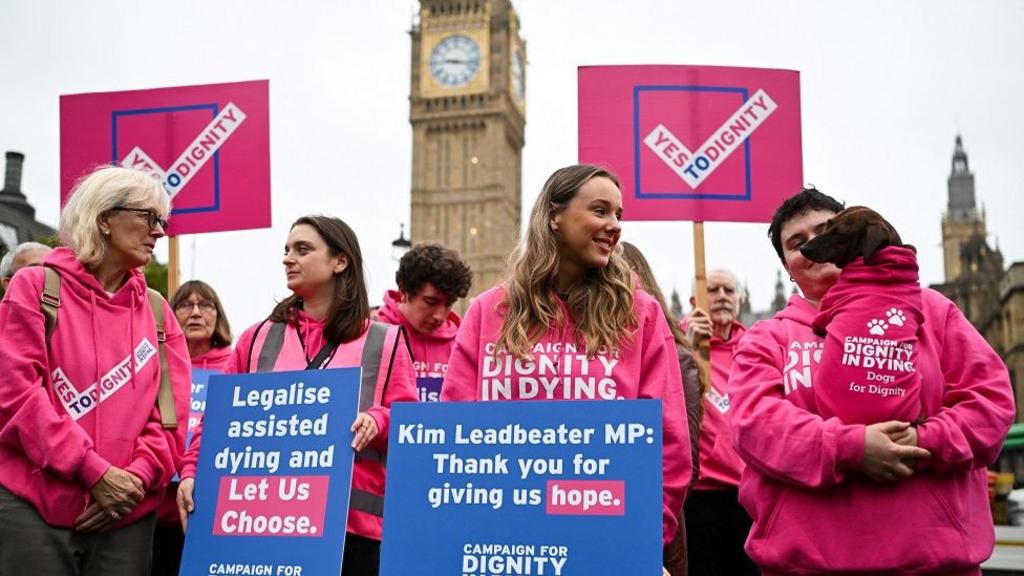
[[799, 206, 925, 428], [682, 268, 760, 576], [727, 187, 1015, 575], [441, 164, 693, 565]]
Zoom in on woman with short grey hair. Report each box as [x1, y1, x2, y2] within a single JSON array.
[[0, 165, 191, 575]]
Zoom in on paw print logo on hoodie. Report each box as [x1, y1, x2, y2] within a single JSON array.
[[886, 308, 906, 327], [866, 319, 888, 336]]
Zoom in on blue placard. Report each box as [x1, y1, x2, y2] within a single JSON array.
[[187, 368, 218, 445], [417, 376, 443, 403], [174, 368, 219, 483], [180, 367, 361, 576], [381, 400, 663, 575]]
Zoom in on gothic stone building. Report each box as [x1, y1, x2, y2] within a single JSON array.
[[0, 152, 56, 257], [931, 136, 1024, 422], [409, 0, 526, 304]]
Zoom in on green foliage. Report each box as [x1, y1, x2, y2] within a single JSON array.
[[36, 234, 59, 248], [145, 257, 168, 298]]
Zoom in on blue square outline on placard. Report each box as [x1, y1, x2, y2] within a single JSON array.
[[633, 85, 753, 201], [111, 103, 221, 215]]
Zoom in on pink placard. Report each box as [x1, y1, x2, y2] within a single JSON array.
[[60, 80, 271, 235], [578, 65, 802, 223]]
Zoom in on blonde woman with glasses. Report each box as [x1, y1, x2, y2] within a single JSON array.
[[0, 166, 190, 576]]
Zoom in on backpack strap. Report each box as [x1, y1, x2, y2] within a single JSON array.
[[39, 272, 177, 430], [147, 289, 177, 430], [41, 267, 61, 341]]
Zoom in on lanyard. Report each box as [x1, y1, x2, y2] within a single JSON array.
[[295, 325, 339, 370]]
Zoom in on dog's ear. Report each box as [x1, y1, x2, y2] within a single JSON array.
[[862, 221, 901, 262]]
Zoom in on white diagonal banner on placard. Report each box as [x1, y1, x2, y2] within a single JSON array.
[[644, 89, 777, 189], [119, 102, 246, 199], [123, 146, 167, 182]]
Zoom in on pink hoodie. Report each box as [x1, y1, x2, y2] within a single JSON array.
[[377, 289, 460, 379], [158, 345, 233, 526], [189, 346, 233, 372], [812, 245, 924, 425], [729, 290, 1015, 575], [441, 285, 692, 544], [179, 311, 418, 541], [0, 247, 191, 527], [680, 319, 747, 491]]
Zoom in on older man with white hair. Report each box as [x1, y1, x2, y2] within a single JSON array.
[[1, 241, 51, 291], [683, 268, 759, 576]]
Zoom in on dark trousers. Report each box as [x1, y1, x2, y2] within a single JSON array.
[[150, 522, 184, 576], [684, 488, 760, 576], [663, 511, 688, 576], [341, 533, 380, 576], [0, 485, 155, 576]]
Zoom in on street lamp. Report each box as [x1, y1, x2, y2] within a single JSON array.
[[391, 223, 412, 261]]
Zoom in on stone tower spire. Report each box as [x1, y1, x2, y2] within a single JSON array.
[[941, 135, 986, 281]]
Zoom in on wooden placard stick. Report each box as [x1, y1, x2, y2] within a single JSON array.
[[168, 235, 180, 299], [693, 221, 710, 361]]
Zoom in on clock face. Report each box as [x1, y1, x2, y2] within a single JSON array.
[[429, 35, 481, 88], [511, 49, 525, 103]]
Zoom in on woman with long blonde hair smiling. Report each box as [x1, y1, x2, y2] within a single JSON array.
[[442, 164, 692, 556]]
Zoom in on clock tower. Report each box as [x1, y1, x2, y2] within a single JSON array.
[[409, 0, 526, 301]]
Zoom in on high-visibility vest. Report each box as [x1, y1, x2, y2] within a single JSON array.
[[249, 320, 398, 521]]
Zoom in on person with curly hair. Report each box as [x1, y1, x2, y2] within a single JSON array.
[[377, 242, 472, 401]]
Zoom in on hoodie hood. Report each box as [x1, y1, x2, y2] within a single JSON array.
[[379, 289, 461, 342], [44, 247, 148, 304], [772, 294, 820, 326], [838, 245, 919, 285], [379, 289, 461, 380], [191, 345, 233, 371]]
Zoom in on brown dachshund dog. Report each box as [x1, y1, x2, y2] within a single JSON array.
[[799, 206, 914, 268]]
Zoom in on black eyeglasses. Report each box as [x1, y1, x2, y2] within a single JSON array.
[[110, 207, 169, 231]]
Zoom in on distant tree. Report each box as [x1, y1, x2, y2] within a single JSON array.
[[145, 258, 169, 298], [670, 288, 684, 319]]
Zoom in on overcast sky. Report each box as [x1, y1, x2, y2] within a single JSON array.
[[1, 0, 1022, 332]]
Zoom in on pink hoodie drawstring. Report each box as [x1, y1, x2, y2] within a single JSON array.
[[128, 288, 138, 391], [87, 290, 101, 510]]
